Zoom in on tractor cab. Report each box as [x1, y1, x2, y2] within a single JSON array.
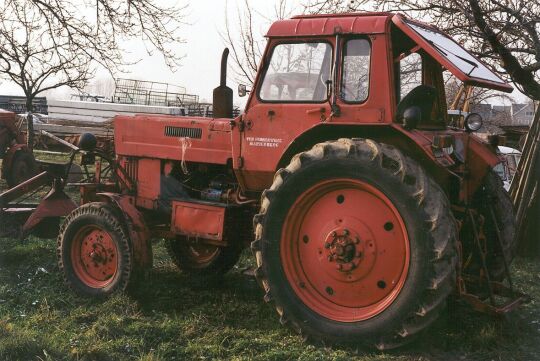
[[237, 12, 511, 191]]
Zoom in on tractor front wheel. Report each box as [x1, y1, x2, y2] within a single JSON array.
[[252, 139, 458, 349], [58, 202, 133, 297], [166, 237, 242, 276]]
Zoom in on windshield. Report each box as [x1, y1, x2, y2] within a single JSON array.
[[259, 42, 332, 102]]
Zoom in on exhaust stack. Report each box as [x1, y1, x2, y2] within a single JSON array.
[[212, 48, 233, 118]]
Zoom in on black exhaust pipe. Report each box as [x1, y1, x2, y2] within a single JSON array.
[[213, 48, 233, 118]]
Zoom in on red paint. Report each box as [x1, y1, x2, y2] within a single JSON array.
[[114, 115, 233, 165], [171, 201, 226, 241], [97, 193, 152, 270], [267, 13, 391, 37], [71, 225, 119, 288], [22, 186, 77, 232], [280, 178, 409, 322]]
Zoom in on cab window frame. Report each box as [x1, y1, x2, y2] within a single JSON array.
[[339, 37, 372, 104], [256, 40, 334, 104]]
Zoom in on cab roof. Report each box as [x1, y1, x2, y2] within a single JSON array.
[[266, 12, 393, 37], [266, 12, 513, 93]]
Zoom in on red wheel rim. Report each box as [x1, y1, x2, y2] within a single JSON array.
[[71, 225, 119, 288], [183, 243, 220, 267], [281, 178, 410, 322]]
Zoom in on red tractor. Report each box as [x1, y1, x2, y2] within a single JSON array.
[[0, 109, 36, 187], [1, 12, 528, 349]]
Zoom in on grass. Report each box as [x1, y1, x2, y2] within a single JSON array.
[[1, 156, 540, 360]]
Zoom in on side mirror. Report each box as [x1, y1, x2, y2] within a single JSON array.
[[238, 84, 251, 97], [402, 106, 421, 130]]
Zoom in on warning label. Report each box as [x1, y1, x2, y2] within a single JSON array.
[[246, 137, 282, 148]]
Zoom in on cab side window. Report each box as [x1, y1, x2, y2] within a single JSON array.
[[399, 52, 422, 101], [341, 39, 371, 102]]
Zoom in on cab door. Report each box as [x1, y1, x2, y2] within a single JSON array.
[[237, 39, 333, 191]]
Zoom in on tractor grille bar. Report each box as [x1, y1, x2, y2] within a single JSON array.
[[164, 126, 202, 139], [124, 157, 138, 181]]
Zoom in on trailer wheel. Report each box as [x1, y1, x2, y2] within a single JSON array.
[[166, 238, 242, 276], [57, 202, 132, 297], [6, 151, 36, 188], [252, 139, 458, 350], [463, 170, 517, 281]]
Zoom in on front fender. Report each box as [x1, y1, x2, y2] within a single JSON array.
[[97, 193, 153, 270]]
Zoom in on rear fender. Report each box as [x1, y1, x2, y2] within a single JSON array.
[[277, 124, 454, 188], [277, 124, 497, 200], [97, 193, 153, 270]]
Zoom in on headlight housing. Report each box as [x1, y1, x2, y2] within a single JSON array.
[[464, 113, 483, 132]]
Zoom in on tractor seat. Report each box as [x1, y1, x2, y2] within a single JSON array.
[[396, 85, 438, 125], [37, 160, 72, 178]]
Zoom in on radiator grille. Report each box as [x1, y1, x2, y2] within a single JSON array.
[[124, 158, 138, 181], [165, 126, 202, 139]]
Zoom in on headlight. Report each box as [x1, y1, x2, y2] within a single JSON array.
[[464, 113, 483, 132]]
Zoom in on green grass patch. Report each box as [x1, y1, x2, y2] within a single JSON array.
[[0, 234, 539, 361], [1, 157, 539, 360]]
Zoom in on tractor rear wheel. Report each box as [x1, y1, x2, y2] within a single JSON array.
[[462, 170, 516, 281], [57, 202, 133, 297], [252, 138, 458, 350], [6, 151, 36, 188], [166, 237, 242, 276]]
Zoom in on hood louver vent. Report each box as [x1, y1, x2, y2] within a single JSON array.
[[164, 126, 202, 139]]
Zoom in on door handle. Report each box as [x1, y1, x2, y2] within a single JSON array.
[[306, 107, 326, 115]]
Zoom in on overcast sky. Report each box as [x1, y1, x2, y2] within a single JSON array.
[[0, 0, 294, 106]]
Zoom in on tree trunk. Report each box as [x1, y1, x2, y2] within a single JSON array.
[[26, 97, 34, 152]]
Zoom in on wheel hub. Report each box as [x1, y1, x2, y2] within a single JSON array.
[[324, 228, 363, 272], [71, 226, 118, 287]]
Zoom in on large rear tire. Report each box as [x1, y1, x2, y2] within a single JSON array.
[[252, 138, 458, 350], [57, 202, 133, 297]]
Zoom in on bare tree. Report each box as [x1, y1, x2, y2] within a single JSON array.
[[304, 0, 540, 100], [222, 0, 296, 86], [0, 0, 187, 148]]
